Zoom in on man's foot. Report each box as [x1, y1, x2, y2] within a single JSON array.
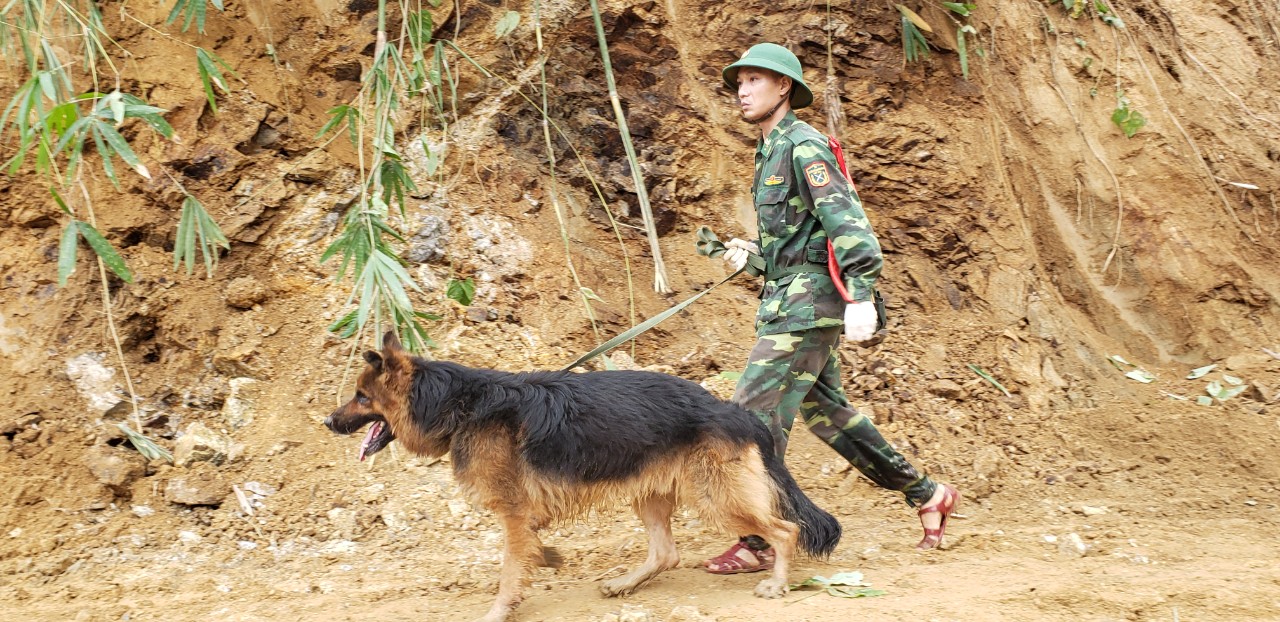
[[703, 541, 775, 574], [916, 483, 960, 550]]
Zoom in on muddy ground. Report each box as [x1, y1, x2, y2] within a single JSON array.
[[3, 0, 1280, 620]]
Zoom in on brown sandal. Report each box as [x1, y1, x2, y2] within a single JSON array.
[[916, 484, 960, 550], [703, 541, 776, 574]]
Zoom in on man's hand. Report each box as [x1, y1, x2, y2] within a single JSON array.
[[843, 300, 879, 342], [723, 238, 760, 272]]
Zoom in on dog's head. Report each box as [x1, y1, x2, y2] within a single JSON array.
[[325, 331, 414, 461]]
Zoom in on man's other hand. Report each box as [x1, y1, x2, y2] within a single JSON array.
[[843, 300, 878, 342]]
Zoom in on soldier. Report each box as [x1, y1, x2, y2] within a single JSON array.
[[705, 43, 960, 574]]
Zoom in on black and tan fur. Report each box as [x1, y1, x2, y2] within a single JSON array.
[[325, 332, 841, 622]]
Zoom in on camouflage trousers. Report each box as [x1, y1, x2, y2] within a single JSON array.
[[733, 326, 937, 507]]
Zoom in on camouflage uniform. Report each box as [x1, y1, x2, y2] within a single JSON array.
[[732, 111, 936, 507]]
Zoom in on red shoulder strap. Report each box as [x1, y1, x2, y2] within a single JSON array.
[[825, 134, 856, 303]]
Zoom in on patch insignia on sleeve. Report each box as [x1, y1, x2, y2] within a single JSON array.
[[763, 175, 785, 186], [804, 162, 830, 187]]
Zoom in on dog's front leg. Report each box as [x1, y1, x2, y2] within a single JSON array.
[[476, 510, 540, 622]]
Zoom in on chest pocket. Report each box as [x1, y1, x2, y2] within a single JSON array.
[[755, 185, 797, 239]]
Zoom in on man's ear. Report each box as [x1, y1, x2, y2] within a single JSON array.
[[382, 330, 404, 353], [779, 75, 792, 100], [364, 350, 384, 372]]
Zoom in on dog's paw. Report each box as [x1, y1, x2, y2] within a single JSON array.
[[753, 577, 789, 599], [599, 577, 637, 598]]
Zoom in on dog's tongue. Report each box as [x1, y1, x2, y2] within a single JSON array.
[[358, 421, 383, 462]]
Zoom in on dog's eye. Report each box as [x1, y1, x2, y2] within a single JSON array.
[[357, 394, 371, 406]]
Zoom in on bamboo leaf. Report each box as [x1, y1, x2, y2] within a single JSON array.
[[76, 222, 133, 283], [58, 220, 80, 286], [407, 10, 434, 47], [49, 186, 72, 215], [896, 5, 934, 33]]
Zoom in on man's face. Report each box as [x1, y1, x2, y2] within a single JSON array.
[[737, 67, 790, 121]]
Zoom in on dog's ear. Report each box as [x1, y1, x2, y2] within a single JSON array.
[[382, 330, 404, 353], [363, 350, 384, 372]]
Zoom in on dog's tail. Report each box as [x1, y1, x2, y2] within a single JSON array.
[[763, 447, 842, 557]]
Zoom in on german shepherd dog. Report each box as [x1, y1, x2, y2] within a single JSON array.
[[325, 332, 841, 622]]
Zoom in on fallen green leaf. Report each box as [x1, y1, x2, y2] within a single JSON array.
[[1196, 396, 1214, 406], [827, 586, 887, 598], [1108, 354, 1134, 370], [1222, 374, 1243, 386], [1186, 364, 1217, 379]]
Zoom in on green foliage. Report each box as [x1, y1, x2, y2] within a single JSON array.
[[447, 278, 475, 306], [957, 25, 977, 80], [195, 48, 237, 113], [898, 7, 931, 63], [166, 0, 226, 34], [942, 3, 975, 16], [316, 104, 361, 145], [1056, 0, 1124, 28], [1111, 91, 1146, 137], [173, 195, 230, 277], [494, 11, 521, 39], [58, 218, 135, 285], [4, 89, 165, 187]]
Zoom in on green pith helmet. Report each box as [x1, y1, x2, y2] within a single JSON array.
[[722, 42, 813, 109]]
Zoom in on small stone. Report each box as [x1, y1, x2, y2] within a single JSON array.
[[224, 276, 270, 309], [221, 377, 262, 430], [65, 353, 123, 414], [178, 531, 203, 544], [1058, 532, 1088, 557], [465, 307, 497, 323], [173, 422, 233, 467], [183, 376, 230, 410], [927, 379, 965, 400], [1080, 505, 1108, 516], [165, 466, 227, 506], [447, 499, 469, 518], [406, 214, 450, 264], [83, 445, 146, 492], [131, 505, 154, 518], [1224, 352, 1271, 371]]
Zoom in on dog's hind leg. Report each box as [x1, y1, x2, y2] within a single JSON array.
[[600, 493, 679, 597], [708, 446, 799, 599], [476, 508, 542, 622]]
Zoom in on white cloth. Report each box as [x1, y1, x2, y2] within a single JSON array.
[[723, 238, 760, 272], [843, 300, 879, 342]]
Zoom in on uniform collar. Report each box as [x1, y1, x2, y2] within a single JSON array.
[[757, 111, 799, 157]]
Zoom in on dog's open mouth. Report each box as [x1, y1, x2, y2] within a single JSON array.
[[358, 419, 395, 461]]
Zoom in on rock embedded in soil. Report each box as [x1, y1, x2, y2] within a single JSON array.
[[173, 422, 234, 467], [83, 445, 146, 493], [65, 353, 123, 414], [224, 276, 270, 309], [165, 466, 227, 506], [928, 379, 966, 399], [221, 377, 262, 430]]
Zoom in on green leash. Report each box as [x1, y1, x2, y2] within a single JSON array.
[[561, 227, 762, 371]]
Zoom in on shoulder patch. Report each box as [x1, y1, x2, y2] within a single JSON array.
[[804, 161, 830, 187], [763, 175, 785, 186]]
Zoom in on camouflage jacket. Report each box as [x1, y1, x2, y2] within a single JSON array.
[[750, 112, 883, 337]]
